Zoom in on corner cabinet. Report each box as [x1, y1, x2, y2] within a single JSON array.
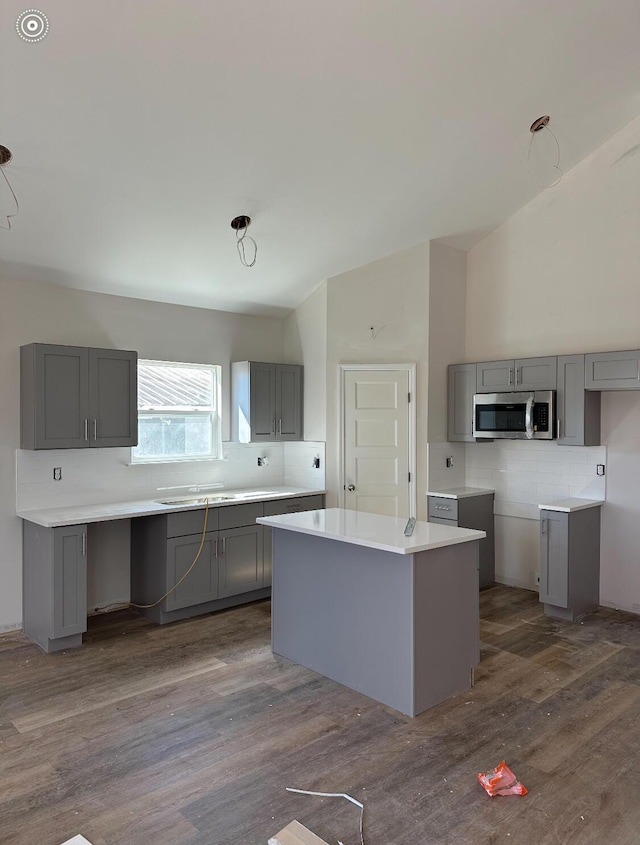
[[21, 343, 138, 449], [262, 494, 325, 586], [539, 505, 601, 621], [476, 356, 557, 393], [447, 364, 476, 442], [231, 361, 303, 442], [427, 492, 495, 588]]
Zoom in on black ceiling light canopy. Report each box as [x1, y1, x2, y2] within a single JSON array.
[[230, 215, 257, 267]]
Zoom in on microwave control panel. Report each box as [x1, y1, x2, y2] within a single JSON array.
[[533, 403, 549, 432]]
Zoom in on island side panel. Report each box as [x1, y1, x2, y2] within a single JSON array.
[[271, 529, 415, 716], [413, 541, 480, 715]]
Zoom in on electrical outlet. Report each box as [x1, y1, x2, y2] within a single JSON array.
[[596, 464, 605, 476], [446, 456, 454, 468], [312, 456, 321, 469], [53, 467, 62, 481]]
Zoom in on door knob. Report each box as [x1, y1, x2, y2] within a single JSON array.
[[347, 484, 356, 492]]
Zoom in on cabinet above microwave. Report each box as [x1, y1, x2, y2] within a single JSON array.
[[476, 357, 557, 393]]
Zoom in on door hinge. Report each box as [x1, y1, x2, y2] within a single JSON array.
[[408, 472, 411, 482], [408, 392, 411, 403]]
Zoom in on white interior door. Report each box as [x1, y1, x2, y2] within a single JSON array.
[[342, 367, 413, 518]]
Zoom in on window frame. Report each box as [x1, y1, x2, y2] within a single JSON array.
[[131, 359, 223, 464]]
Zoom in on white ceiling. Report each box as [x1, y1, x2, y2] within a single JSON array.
[[2, 1, 640, 317]]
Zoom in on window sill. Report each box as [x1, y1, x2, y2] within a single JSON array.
[[127, 454, 227, 467]]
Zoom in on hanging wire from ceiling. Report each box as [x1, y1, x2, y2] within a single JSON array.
[[230, 214, 257, 267], [0, 145, 19, 231], [527, 116, 563, 189]]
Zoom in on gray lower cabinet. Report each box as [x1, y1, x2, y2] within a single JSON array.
[[447, 363, 476, 442], [476, 356, 557, 393], [263, 495, 325, 586], [231, 361, 303, 442], [427, 493, 495, 588], [21, 343, 138, 450], [165, 533, 219, 611], [556, 354, 601, 446], [23, 521, 88, 653], [218, 525, 264, 598], [131, 502, 268, 624], [585, 350, 640, 390], [539, 506, 601, 621]]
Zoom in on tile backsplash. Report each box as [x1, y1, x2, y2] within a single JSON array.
[[428, 439, 606, 519], [16, 441, 326, 512], [465, 440, 606, 519]]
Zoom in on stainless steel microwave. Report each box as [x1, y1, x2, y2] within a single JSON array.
[[472, 391, 556, 440]]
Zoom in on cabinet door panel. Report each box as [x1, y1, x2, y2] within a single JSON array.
[[448, 364, 476, 441], [516, 356, 557, 391], [539, 511, 569, 607], [165, 535, 218, 611], [89, 348, 138, 447], [276, 365, 303, 440], [52, 525, 88, 638], [35, 345, 89, 449], [250, 363, 276, 440], [557, 355, 601, 446], [218, 525, 263, 598], [585, 350, 640, 390], [476, 360, 514, 392]]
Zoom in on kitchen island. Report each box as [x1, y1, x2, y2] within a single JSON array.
[[257, 508, 485, 717]]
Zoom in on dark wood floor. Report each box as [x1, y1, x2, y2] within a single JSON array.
[[2, 585, 640, 845]]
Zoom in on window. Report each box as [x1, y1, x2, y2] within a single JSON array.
[[132, 360, 222, 462]]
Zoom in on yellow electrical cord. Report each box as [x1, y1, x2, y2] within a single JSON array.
[[95, 497, 211, 614]]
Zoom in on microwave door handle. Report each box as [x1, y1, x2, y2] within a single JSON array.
[[525, 395, 534, 439]]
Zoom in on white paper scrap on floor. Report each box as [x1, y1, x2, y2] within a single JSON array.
[[59, 836, 93, 845]]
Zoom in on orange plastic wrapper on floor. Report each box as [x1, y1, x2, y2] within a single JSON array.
[[477, 761, 528, 797]]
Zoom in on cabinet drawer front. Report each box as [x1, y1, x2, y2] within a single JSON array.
[[427, 497, 458, 520], [166, 508, 219, 538], [427, 515, 458, 526], [263, 495, 324, 516], [218, 502, 264, 530]]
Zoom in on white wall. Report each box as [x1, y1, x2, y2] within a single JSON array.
[[284, 282, 327, 442], [0, 277, 287, 631], [325, 243, 430, 516], [466, 113, 640, 610]]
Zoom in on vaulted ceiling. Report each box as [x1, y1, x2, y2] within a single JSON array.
[[2, 1, 640, 315]]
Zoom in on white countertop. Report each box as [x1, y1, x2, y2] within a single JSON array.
[[257, 507, 485, 555], [17, 486, 326, 528], [538, 498, 604, 513], [427, 486, 495, 499]]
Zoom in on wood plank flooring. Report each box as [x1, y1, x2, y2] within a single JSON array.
[[2, 585, 640, 844]]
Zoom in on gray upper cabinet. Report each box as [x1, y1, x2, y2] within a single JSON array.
[[21, 343, 138, 450], [88, 348, 138, 447], [231, 361, 303, 442], [556, 355, 601, 446], [585, 350, 640, 390], [448, 363, 476, 442], [476, 356, 557, 393]]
